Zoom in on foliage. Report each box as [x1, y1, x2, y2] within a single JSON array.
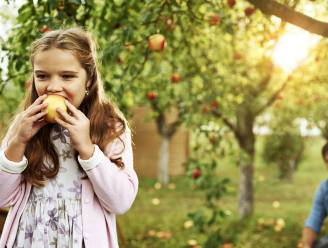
[[185, 123, 232, 247], [262, 131, 304, 180]]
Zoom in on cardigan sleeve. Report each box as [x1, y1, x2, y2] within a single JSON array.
[[304, 180, 328, 233], [78, 128, 138, 215], [0, 119, 26, 208]]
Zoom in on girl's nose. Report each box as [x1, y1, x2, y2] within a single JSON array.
[[46, 78, 63, 93]]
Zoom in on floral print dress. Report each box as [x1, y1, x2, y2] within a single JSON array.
[[13, 125, 86, 248]]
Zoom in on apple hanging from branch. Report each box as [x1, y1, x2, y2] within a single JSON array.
[[147, 91, 158, 101], [40, 25, 50, 33], [171, 73, 181, 83], [148, 34, 166, 52], [192, 168, 201, 179], [208, 13, 221, 26], [245, 7, 256, 17], [211, 100, 219, 111], [227, 0, 236, 8]]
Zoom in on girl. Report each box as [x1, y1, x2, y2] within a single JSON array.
[[0, 27, 138, 248]]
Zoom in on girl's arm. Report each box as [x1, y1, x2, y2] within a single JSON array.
[[0, 121, 27, 208], [303, 180, 327, 245], [302, 227, 317, 248], [78, 128, 138, 214]]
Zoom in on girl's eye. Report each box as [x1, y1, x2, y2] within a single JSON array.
[[62, 75, 74, 80], [36, 75, 47, 80]]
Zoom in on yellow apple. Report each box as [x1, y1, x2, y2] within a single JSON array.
[[43, 95, 67, 123], [148, 34, 166, 52]]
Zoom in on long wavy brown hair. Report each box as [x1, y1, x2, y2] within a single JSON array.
[[22, 27, 127, 187]]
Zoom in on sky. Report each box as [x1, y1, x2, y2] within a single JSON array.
[[0, 1, 21, 40]]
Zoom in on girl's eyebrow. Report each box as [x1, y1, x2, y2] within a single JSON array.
[[34, 70, 79, 74]]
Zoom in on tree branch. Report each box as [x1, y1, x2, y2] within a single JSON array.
[[212, 109, 239, 135], [246, 0, 328, 37], [254, 75, 290, 115], [167, 118, 183, 137]]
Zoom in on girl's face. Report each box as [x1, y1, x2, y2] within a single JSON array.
[[33, 48, 90, 108]]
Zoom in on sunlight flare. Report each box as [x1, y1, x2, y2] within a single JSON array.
[[272, 26, 320, 73]]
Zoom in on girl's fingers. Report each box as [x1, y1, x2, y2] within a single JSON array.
[[54, 116, 70, 129], [30, 94, 48, 107], [26, 102, 48, 117], [30, 111, 47, 122], [65, 100, 80, 118], [56, 108, 75, 125], [33, 119, 48, 130]]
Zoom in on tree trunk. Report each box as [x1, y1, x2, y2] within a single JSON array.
[[158, 135, 170, 185], [238, 159, 254, 218], [236, 108, 255, 219]]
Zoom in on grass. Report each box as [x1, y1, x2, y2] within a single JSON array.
[[117, 136, 328, 248]]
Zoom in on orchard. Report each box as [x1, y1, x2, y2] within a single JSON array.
[[1, 0, 328, 247]]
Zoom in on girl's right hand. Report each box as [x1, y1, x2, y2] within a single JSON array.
[[8, 94, 49, 146]]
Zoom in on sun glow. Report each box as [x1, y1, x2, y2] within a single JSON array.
[[272, 26, 320, 73]]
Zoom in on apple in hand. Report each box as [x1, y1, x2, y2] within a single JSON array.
[[43, 95, 67, 123]]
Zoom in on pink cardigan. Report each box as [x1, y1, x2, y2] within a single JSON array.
[[0, 127, 138, 248]]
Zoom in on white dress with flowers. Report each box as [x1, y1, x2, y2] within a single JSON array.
[[13, 124, 86, 248]]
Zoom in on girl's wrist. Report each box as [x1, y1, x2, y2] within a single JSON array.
[[78, 143, 95, 160], [5, 137, 27, 163]]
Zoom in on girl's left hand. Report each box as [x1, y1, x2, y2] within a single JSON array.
[[55, 100, 94, 159]]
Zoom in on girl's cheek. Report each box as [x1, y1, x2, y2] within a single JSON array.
[[34, 85, 44, 95], [66, 91, 75, 102]]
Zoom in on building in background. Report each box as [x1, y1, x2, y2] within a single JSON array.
[[130, 107, 189, 178]]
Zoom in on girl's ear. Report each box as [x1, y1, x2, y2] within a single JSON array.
[[86, 80, 91, 88]]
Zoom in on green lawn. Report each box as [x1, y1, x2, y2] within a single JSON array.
[[118, 136, 328, 248]]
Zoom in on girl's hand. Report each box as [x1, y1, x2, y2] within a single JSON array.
[[8, 94, 49, 145], [55, 100, 94, 159]]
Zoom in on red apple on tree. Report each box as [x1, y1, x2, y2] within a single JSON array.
[[148, 34, 166, 52], [192, 168, 201, 179], [211, 100, 219, 111], [233, 52, 242, 60], [244, 7, 255, 17], [147, 91, 158, 101], [208, 13, 221, 26], [227, 0, 236, 8], [40, 25, 50, 33], [171, 73, 181, 83]]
